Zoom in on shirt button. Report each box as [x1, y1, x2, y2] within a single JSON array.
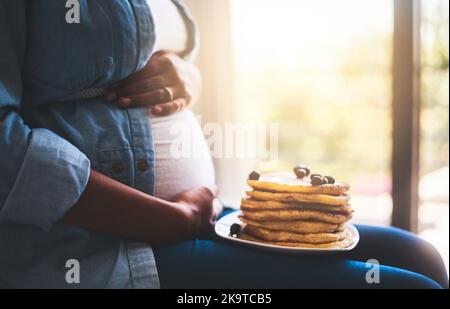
[[137, 160, 149, 172], [112, 161, 124, 174], [105, 56, 114, 68]]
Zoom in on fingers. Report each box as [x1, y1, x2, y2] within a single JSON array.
[[198, 186, 216, 200], [208, 184, 219, 197], [199, 187, 222, 222], [123, 52, 176, 84], [172, 186, 216, 206], [149, 98, 188, 116], [173, 185, 221, 238], [111, 64, 153, 90], [195, 186, 217, 209], [199, 197, 222, 238], [118, 87, 175, 108], [105, 76, 166, 101], [150, 51, 180, 75], [104, 52, 169, 95], [104, 52, 197, 112], [211, 198, 224, 222]]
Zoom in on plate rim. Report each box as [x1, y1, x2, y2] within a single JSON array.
[[215, 210, 360, 253]]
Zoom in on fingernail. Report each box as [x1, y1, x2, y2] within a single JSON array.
[[152, 106, 163, 114], [105, 92, 117, 101], [119, 97, 131, 107]]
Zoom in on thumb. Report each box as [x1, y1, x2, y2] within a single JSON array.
[[205, 184, 219, 197]]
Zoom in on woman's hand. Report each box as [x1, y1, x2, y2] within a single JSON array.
[[104, 51, 202, 116], [172, 186, 223, 238], [65, 171, 222, 245]]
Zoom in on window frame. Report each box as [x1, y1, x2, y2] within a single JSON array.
[[391, 0, 421, 232]]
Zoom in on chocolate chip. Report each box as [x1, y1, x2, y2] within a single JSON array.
[[311, 175, 323, 186], [322, 177, 329, 184], [248, 171, 260, 181], [310, 173, 322, 179], [302, 167, 311, 176], [324, 176, 336, 184], [293, 164, 310, 178], [294, 168, 306, 179], [230, 223, 242, 237]]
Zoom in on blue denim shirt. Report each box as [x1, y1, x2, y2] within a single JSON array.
[[0, 0, 197, 288]]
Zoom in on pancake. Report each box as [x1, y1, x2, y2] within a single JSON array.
[[242, 209, 352, 224], [244, 225, 347, 243], [238, 216, 344, 234], [246, 190, 350, 206], [247, 175, 349, 196], [240, 233, 353, 249], [241, 198, 353, 214]]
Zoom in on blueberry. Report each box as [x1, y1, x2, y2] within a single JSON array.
[[229, 223, 242, 236], [294, 168, 306, 179], [248, 171, 260, 181], [293, 164, 310, 179], [311, 175, 323, 186], [324, 176, 336, 184]]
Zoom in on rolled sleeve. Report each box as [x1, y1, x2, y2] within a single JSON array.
[[0, 129, 90, 231], [0, 1, 91, 232]]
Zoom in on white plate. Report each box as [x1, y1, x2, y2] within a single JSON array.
[[215, 210, 359, 254]]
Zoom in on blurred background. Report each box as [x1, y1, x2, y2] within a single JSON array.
[[185, 0, 449, 273]]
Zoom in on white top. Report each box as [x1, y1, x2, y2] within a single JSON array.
[[147, 0, 189, 54], [150, 111, 216, 201], [146, 1, 215, 200]]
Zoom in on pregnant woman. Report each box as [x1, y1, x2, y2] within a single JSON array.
[[0, 0, 447, 288]]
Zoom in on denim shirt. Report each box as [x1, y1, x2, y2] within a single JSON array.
[[0, 0, 197, 288]]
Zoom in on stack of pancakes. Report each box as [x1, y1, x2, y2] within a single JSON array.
[[239, 173, 354, 248]]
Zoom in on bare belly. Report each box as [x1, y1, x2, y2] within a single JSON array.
[[149, 110, 216, 201]]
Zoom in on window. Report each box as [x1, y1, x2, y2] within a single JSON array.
[[186, 0, 448, 272], [419, 0, 449, 273], [230, 0, 394, 226]]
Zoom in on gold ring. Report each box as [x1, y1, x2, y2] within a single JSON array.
[[162, 87, 173, 102]]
